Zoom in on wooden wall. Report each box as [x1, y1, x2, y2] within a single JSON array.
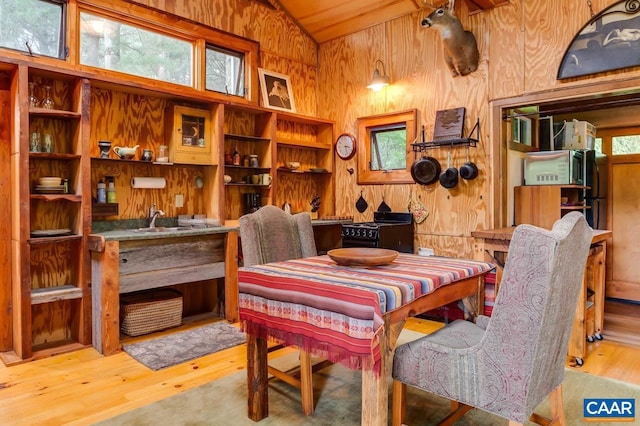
[[128, 0, 639, 258], [318, 0, 638, 258]]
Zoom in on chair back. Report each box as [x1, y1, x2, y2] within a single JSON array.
[[239, 205, 317, 266], [482, 212, 592, 411]]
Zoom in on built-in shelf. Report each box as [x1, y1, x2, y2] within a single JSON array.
[[29, 152, 82, 160], [29, 108, 81, 119], [277, 139, 332, 149], [92, 203, 119, 217], [224, 133, 270, 143], [29, 234, 82, 244], [31, 285, 83, 305], [224, 165, 271, 171], [30, 194, 82, 202]]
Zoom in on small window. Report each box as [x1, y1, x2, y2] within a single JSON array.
[[79, 12, 193, 86], [357, 109, 417, 184], [612, 134, 640, 155], [370, 125, 407, 171], [512, 116, 532, 146], [206, 45, 245, 97], [0, 0, 66, 59]]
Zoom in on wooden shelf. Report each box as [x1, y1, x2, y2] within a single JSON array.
[[30, 194, 82, 202], [29, 152, 82, 160], [277, 139, 332, 149], [224, 133, 270, 143], [92, 203, 119, 217], [29, 107, 81, 119], [31, 285, 83, 305], [29, 234, 82, 245]]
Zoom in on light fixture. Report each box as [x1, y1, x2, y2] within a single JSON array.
[[367, 59, 390, 91]]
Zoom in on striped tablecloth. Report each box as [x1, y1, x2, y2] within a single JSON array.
[[239, 254, 494, 373]]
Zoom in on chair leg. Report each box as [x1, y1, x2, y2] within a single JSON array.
[[438, 403, 473, 426], [528, 384, 565, 426], [300, 350, 314, 415], [392, 380, 406, 426]]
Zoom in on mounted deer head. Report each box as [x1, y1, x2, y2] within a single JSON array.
[[421, 7, 479, 77]]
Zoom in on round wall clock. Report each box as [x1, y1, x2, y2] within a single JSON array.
[[335, 133, 356, 160]]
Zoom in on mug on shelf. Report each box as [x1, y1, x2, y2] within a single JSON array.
[[250, 175, 260, 185], [141, 149, 153, 162], [259, 174, 272, 185]]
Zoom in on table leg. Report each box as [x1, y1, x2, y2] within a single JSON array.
[[361, 320, 405, 426], [247, 334, 268, 421]]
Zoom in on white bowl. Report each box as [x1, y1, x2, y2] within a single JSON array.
[[38, 177, 62, 187], [286, 161, 300, 170]]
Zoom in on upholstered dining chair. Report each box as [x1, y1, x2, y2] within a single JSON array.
[[239, 205, 325, 415], [392, 212, 592, 426]]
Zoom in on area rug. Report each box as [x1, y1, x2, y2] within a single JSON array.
[[122, 322, 246, 370], [103, 341, 640, 425]]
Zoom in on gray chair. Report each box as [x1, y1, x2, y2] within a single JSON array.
[[239, 205, 322, 415], [392, 212, 592, 426]]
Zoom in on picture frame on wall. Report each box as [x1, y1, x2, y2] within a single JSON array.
[[258, 68, 296, 113]]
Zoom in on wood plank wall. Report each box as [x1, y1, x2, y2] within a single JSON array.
[[121, 0, 640, 259], [318, 0, 639, 258]]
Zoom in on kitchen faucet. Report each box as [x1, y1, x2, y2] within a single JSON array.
[[149, 204, 165, 228]]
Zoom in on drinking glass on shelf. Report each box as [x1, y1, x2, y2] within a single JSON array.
[[43, 134, 54, 153], [40, 85, 55, 109], [30, 132, 41, 152], [28, 82, 39, 108]]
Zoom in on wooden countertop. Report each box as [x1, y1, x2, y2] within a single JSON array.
[[472, 226, 611, 244]]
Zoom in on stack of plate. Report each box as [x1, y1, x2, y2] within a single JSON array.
[[35, 176, 64, 193]]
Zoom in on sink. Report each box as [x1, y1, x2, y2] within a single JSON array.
[[131, 227, 192, 233]]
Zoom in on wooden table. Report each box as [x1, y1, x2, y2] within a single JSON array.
[[472, 227, 612, 365], [238, 254, 494, 425]]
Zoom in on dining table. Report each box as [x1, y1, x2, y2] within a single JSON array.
[[238, 252, 495, 425]]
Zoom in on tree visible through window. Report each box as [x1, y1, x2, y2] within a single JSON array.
[[612, 135, 640, 155], [0, 0, 66, 58], [206, 45, 244, 97], [79, 12, 192, 86], [370, 125, 406, 171]]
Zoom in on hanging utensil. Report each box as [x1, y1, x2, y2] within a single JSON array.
[[355, 191, 368, 213], [377, 194, 391, 212], [410, 125, 441, 185], [439, 147, 459, 189], [459, 144, 478, 180]]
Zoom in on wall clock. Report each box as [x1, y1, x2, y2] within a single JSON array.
[[335, 133, 356, 160]]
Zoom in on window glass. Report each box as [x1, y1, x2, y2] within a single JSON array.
[[0, 0, 65, 58], [206, 45, 244, 97], [79, 12, 192, 86], [612, 134, 640, 155], [370, 126, 406, 171], [594, 137, 602, 153]]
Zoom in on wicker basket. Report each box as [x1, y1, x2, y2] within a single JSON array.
[[120, 289, 183, 336]]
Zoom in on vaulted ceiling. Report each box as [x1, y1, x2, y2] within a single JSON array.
[[255, 0, 509, 43]]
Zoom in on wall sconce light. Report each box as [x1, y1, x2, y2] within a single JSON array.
[[367, 59, 390, 92]]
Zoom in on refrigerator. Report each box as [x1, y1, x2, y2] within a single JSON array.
[[584, 150, 608, 230]]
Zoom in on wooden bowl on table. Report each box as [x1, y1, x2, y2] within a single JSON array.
[[327, 247, 398, 267]]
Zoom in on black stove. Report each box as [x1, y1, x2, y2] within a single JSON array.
[[341, 212, 414, 253]]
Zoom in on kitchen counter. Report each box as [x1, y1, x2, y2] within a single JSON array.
[[88, 223, 239, 356]]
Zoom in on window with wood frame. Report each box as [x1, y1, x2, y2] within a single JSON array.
[[356, 109, 417, 184]]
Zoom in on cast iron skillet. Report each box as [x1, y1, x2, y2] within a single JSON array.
[[411, 156, 441, 185], [439, 150, 459, 189], [459, 146, 478, 180]]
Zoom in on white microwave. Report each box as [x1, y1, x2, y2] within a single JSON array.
[[524, 150, 585, 185]]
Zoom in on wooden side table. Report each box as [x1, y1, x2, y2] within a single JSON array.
[[472, 227, 611, 366]]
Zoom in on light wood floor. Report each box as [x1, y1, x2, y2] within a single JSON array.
[[1, 317, 640, 426]]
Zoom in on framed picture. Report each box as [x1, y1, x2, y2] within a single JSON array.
[[258, 68, 296, 113]]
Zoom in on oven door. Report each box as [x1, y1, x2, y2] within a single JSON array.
[[341, 238, 379, 249]]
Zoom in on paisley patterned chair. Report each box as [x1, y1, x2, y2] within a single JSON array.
[[239, 205, 320, 415], [391, 212, 592, 425]]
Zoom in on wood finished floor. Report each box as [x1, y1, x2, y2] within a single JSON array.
[[1, 317, 640, 425]]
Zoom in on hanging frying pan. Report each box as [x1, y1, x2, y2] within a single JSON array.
[[439, 149, 459, 189], [410, 125, 440, 185], [459, 145, 478, 180]]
